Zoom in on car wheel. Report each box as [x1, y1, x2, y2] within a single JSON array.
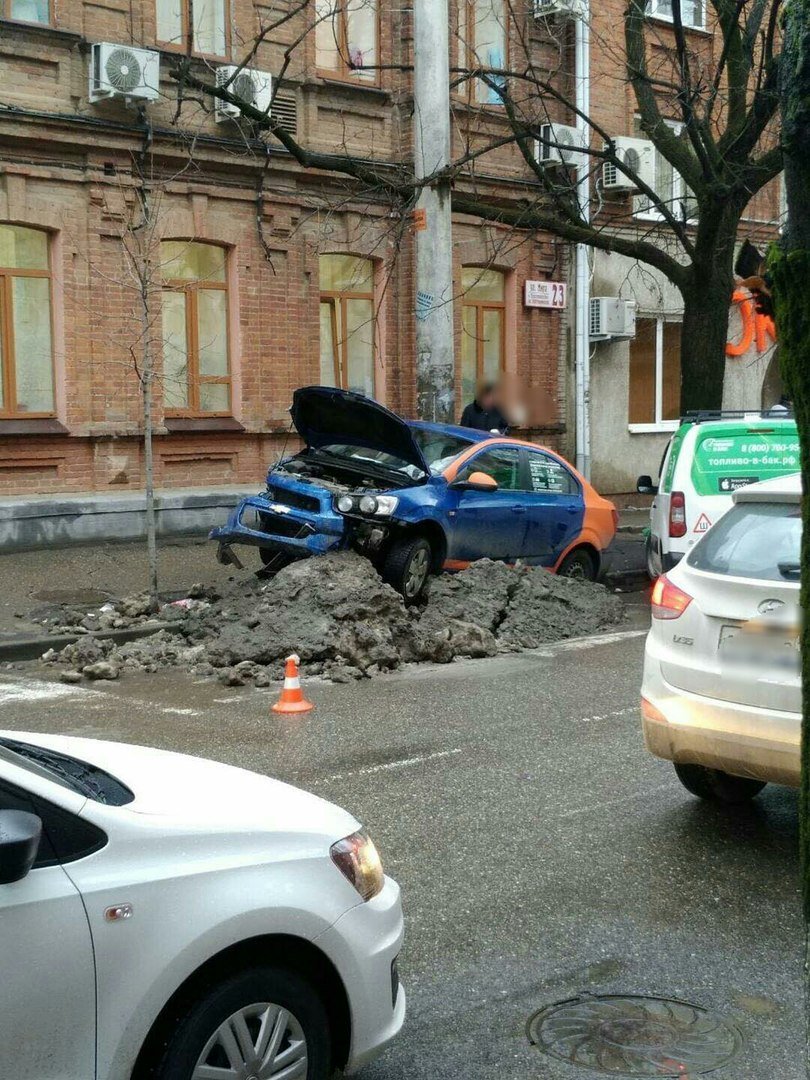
[[152, 966, 331, 1080], [382, 536, 433, 601], [557, 548, 596, 581], [674, 763, 766, 804], [645, 535, 663, 580]]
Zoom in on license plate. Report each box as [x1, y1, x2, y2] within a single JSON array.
[[719, 621, 800, 674]]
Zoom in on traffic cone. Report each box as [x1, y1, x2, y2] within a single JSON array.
[[272, 653, 314, 714]]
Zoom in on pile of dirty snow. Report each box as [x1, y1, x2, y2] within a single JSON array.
[[38, 553, 622, 685]]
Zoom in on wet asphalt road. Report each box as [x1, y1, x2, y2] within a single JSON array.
[[0, 612, 802, 1080]]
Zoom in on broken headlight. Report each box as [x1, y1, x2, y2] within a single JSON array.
[[335, 495, 399, 517]]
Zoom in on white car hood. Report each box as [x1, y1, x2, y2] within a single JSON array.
[[2, 731, 358, 838]]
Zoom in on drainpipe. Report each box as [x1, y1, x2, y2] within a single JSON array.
[[574, 1, 591, 479]]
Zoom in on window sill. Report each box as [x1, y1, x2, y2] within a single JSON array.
[[315, 76, 389, 101], [0, 17, 82, 42], [0, 417, 68, 436], [162, 416, 245, 433], [628, 422, 679, 435], [647, 14, 711, 36]]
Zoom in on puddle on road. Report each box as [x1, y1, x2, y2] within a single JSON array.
[[527, 994, 743, 1076]]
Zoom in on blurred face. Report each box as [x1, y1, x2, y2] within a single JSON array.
[[479, 388, 495, 410]]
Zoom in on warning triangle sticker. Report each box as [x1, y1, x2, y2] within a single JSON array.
[[693, 513, 712, 534]]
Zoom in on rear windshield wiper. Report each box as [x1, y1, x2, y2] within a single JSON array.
[[778, 561, 801, 580]]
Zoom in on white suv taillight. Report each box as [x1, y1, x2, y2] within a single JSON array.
[[669, 491, 687, 538], [651, 574, 693, 619]]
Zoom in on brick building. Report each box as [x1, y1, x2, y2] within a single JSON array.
[[0, 0, 782, 512]]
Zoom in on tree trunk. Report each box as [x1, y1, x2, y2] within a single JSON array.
[[771, 0, 810, 1066], [678, 276, 733, 413], [140, 298, 159, 612]]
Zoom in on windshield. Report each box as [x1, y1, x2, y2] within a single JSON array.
[[411, 429, 475, 475], [687, 501, 801, 582], [0, 737, 134, 805]]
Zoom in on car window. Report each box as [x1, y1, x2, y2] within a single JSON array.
[[527, 452, 578, 495], [459, 447, 522, 491], [0, 780, 107, 867], [411, 430, 476, 475], [687, 501, 801, 582], [661, 431, 684, 493]]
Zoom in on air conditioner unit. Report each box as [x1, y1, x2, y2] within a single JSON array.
[[590, 298, 637, 340], [534, 0, 584, 16], [536, 123, 589, 168], [215, 66, 273, 122], [602, 136, 656, 191], [89, 42, 160, 103]]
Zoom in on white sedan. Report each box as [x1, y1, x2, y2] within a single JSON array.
[[0, 731, 405, 1080], [641, 473, 801, 803]]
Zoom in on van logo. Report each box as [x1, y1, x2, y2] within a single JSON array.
[[758, 598, 785, 615]]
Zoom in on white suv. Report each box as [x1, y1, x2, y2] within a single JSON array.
[[0, 732, 405, 1080], [641, 473, 801, 803], [637, 412, 799, 578]]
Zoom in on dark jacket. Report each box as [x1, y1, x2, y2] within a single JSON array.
[[460, 400, 508, 434]]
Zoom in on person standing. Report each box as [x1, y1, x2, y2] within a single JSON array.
[[460, 380, 508, 433]]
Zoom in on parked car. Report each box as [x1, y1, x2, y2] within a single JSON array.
[[637, 411, 799, 578], [641, 473, 801, 803], [211, 386, 617, 599], [0, 730, 404, 1080]]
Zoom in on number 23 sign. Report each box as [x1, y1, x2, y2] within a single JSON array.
[[524, 280, 567, 310]]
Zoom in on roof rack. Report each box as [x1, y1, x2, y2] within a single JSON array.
[[680, 407, 794, 425]]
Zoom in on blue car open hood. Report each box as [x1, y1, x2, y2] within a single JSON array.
[[290, 386, 430, 475]]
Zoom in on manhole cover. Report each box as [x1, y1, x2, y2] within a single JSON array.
[[527, 995, 743, 1076]]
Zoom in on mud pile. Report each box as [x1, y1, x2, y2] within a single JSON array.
[[40, 553, 623, 684]]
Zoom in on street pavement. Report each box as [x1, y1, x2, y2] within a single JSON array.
[[0, 610, 801, 1079]]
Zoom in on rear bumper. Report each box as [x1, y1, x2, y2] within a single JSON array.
[[315, 877, 406, 1073], [209, 493, 345, 557], [641, 651, 800, 787]]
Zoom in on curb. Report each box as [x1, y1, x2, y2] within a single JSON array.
[[0, 621, 173, 663]]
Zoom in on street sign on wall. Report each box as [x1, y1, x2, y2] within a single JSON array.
[[524, 280, 567, 309]]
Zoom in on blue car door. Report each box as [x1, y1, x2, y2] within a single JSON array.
[[447, 446, 528, 562], [521, 450, 584, 566]]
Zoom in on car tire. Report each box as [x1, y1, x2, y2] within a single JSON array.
[[382, 535, 433, 601], [645, 535, 663, 580], [674, 763, 766, 804], [152, 965, 331, 1080], [557, 548, 597, 581]]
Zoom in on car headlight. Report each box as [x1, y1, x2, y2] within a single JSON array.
[[359, 495, 378, 514], [337, 495, 354, 514], [330, 830, 384, 901], [373, 496, 399, 516]]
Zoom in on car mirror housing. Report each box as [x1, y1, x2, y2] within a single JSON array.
[[637, 474, 658, 495], [0, 810, 42, 885], [452, 471, 499, 492]]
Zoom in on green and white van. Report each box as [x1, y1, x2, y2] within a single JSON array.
[[637, 413, 799, 578]]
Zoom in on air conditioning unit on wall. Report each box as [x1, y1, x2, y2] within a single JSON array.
[[590, 298, 637, 340], [534, 0, 585, 17], [536, 123, 589, 168], [602, 136, 656, 191], [215, 66, 273, 122], [89, 43, 160, 103]]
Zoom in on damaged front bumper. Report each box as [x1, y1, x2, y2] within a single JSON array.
[[209, 491, 347, 563]]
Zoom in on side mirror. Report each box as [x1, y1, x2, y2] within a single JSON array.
[[637, 475, 658, 495], [0, 810, 42, 884], [453, 471, 499, 493]]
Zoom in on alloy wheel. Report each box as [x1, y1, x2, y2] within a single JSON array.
[[405, 546, 430, 597], [192, 1001, 307, 1079]]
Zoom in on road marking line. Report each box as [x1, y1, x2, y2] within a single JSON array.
[[0, 679, 97, 705], [161, 707, 201, 716], [556, 781, 679, 820], [579, 705, 637, 723], [311, 747, 463, 785], [532, 629, 647, 657]]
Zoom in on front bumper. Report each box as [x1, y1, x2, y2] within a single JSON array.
[[641, 651, 800, 787], [315, 876, 406, 1073], [209, 492, 346, 558]]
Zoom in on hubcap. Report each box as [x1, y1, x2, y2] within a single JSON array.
[[405, 547, 429, 596], [192, 1001, 307, 1079]]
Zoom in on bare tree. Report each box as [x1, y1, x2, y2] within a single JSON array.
[[169, 0, 783, 413]]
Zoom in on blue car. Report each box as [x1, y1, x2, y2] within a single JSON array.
[[211, 386, 617, 599]]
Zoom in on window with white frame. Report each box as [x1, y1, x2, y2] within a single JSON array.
[[646, 0, 704, 30], [628, 316, 682, 430], [633, 117, 698, 223]]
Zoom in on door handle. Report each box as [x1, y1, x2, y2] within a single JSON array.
[[566, 507, 578, 514], [511, 506, 527, 514]]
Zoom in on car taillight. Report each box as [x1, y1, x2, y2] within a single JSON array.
[[669, 491, 686, 537], [651, 574, 693, 620]]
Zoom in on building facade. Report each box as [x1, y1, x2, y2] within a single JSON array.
[[0, 0, 782, 504]]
